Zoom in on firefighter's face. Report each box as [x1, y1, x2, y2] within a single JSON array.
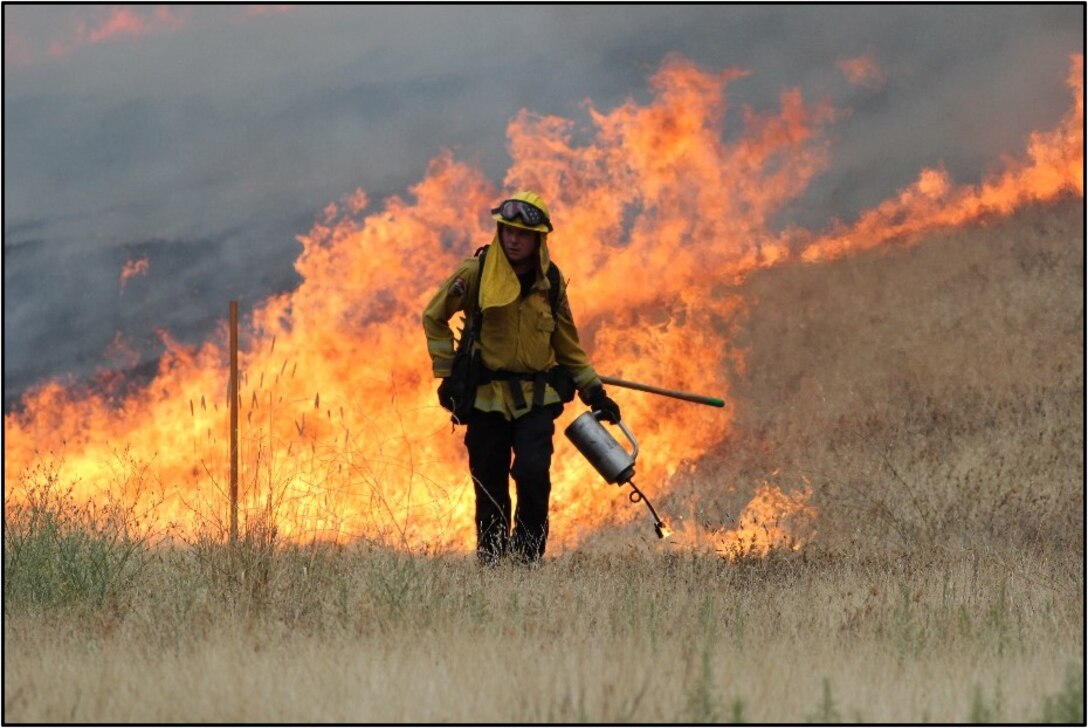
[[500, 224, 540, 270]]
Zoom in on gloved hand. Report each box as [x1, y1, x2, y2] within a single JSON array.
[[582, 385, 621, 424], [437, 378, 455, 412]]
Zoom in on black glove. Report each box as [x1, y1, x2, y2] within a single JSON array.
[[582, 385, 621, 424], [437, 378, 455, 412]]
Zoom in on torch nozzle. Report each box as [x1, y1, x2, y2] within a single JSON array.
[[626, 480, 669, 539]]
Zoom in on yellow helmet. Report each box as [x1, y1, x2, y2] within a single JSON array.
[[490, 190, 553, 233]]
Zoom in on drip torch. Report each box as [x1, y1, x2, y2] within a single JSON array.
[[564, 376, 724, 539]]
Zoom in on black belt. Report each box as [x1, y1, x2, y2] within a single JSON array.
[[479, 368, 551, 410]]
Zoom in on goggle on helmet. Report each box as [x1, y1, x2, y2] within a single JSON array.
[[490, 194, 553, 233]]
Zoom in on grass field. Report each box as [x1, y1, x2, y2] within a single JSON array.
[[4, 199, 1084, 723]]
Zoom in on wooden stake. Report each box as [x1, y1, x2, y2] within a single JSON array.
[[229, 300, 239, 544]]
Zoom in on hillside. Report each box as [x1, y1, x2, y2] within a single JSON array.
[[5, 198, 1083, 725], [665, 198, 1084, 559]]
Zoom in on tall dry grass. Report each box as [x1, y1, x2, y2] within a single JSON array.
[[3, 543, 1083, 722], [668, 198, 1084, 562], [4, 199, 1084, 723]]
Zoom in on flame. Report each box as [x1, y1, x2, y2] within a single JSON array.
[[4, 53, 1083, 557], [837, 52, 887, 89], [9, 5, 285, 66], [803, 53, 1083, 263], [46, 6, 185, 59], [664, 482, 818, 560], [713, 483, 817, 561], [120, 256, 150, 293]]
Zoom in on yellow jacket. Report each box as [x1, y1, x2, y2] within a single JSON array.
[[423, 234, 601, 420]]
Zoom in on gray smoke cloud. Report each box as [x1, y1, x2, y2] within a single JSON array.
[[3, 4, 1082, 409]]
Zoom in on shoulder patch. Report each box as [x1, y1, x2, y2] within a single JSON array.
[[449, 277, 467, 296]]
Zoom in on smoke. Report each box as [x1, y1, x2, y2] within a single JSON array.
[[3, 5, 1083, 409]]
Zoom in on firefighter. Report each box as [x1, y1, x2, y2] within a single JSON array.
[[422, 190, 620, 565]]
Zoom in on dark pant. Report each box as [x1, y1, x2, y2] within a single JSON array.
[[464, 405, 559, 564]]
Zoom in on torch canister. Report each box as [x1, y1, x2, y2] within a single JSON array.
[[564, 410, 669, 538], [564, 410, 639, 484]]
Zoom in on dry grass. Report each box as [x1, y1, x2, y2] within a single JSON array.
[[4, 199, 1084, 723], [677, 198, 1084, 561], [3, 546, 1082, 722]]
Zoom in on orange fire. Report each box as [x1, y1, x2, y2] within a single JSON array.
[[803, 53, 1083, 263], [4, 53, 1083, 556], [664, 478, 818, 559], [120, 256, 150, 293], [47, 6, 186, 59], [713, 483, 818, 561], [837, 52, 887, 89]]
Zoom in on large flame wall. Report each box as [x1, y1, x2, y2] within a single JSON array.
[[4, 54, 1082, 554]]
